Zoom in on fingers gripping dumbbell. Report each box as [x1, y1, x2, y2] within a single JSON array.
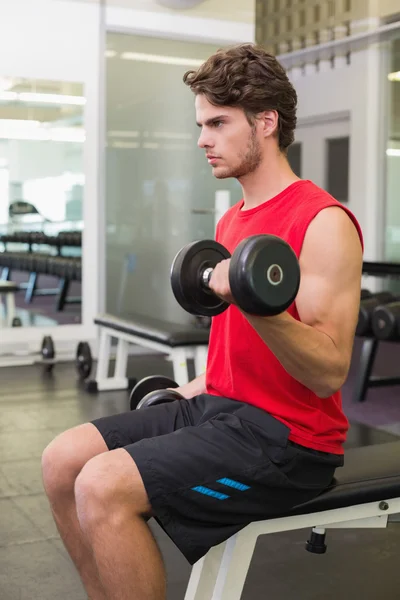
[[129, 375, 184, 411], [170, 235, 301, 317]]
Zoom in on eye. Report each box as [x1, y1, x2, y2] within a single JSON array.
[[213, 120, 223, 128]]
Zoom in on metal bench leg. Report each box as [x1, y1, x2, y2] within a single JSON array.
[[194, 345, 208, 376], [170, 347, 190, 385], [114, 338, 129, 383], [1, 267, 10, 281], [94, 330, 130, 392], [6, 293, 16, 327], [353, 337, 378, 403], [185, 530, 257, 600], [95, 329, 112, 382], [185, 543, 226, 600], [25, 272, 38, 303]]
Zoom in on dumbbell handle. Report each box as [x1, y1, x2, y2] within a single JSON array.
[[202, 267, 214, 288]]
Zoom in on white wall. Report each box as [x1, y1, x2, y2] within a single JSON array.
[[288, 45, 387, 261]]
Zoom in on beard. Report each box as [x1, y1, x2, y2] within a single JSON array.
[[213, 127, 263, 179]]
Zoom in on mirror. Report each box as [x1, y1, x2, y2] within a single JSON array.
[[0, 77, 84, 328]]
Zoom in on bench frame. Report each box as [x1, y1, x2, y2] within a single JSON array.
[[184, 496, 400, 600], [93, 325, 208, 391]]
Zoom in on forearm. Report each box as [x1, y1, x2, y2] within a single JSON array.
[[174, 373, 207, 399], [245, 311, 347, 398]]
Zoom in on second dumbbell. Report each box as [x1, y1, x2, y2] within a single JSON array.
[[129, 375, 184, 411]]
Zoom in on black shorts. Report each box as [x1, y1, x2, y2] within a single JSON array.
[[91, 394, 343, 565]]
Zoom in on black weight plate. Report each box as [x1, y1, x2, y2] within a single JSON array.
[[229, 235, 300, 316], [170, 240, 231, 317], [41, 335, 55, 360], [76, 342, 93, 380], [371, 301, 400, 341], [361, 288, 372, 300], [130, 375, 179, 411], [356, 292, 394, 336], [136, 388, 184, 410]]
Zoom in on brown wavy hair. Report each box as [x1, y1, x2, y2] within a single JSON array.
[[183, 43, 297, 152]]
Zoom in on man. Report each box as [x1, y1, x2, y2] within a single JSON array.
[[42, 44, 363, 600]]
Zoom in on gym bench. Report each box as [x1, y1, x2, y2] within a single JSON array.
[[91, 314, 209, 392], [185, 441, 400, 600]]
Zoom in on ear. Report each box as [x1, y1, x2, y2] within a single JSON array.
[[259, 110, 279, 138]]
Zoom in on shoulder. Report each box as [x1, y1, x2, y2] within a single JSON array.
[[300, 206, 363, 273]]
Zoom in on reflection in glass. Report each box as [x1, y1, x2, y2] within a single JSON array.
[[385, 39, 400, 264], [0, 77, 84, 328]]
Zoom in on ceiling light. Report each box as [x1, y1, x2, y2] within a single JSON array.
[[388, 71, 400, 81], [0, 92, 85, 106], [120, 52, 204, 67], [387, 148, 400, 156], [0, 92, 18, 101], [156, 0, 206, 7], [105, 50, 117, 58], [108, 130, 140, 138], [19, 93, 86, 106]]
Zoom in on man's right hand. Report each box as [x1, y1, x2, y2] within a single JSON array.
[[168, 372, 207, 400]]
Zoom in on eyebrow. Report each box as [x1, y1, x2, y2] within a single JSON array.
[[196, 115, 229, 128]]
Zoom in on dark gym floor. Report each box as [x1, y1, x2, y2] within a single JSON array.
[[2, 338, 400, 599]]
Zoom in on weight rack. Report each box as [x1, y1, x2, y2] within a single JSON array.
[[354, 261, 400, 403]]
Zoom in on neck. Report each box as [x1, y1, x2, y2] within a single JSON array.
[[238, 150, 300, 211]]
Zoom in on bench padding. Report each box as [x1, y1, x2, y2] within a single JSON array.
[[289, 441, 400, 517], [94, 313, 209, 347]]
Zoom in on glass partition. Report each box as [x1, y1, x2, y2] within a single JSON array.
[[105, 33, 242, 325], [385, 38, 400, 263], [0, 77, 84, 327]]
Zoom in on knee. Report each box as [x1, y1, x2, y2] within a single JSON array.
[[42, 428, 84, 497], [74, 456, 117, 533], [74, 452, 148, 535]]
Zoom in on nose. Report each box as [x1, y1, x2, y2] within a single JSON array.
[[197, 128, 213, 149]]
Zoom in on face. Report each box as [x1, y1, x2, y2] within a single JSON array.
[[195, 95, 263, 180]]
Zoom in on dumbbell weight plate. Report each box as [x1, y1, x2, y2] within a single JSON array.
[[356, 292, 394, 336], [76, 342, 93, 380], [371, 301, 400, 341], [41, 335, 55, 373], [137, 388, 184, 410], [229, 234, 300, 316], [171, 240, 231, 317], [130, 375, 179, 410]]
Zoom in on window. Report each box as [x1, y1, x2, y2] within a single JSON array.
[[325, 137, 350, 203], [287, 143, 302, 177]]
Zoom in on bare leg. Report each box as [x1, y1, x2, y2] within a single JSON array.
[[75, 449, 167, 600], [42, 423, 109, 599]]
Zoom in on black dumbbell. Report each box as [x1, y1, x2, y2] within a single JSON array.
[[129, 375, 183, 410], [170, 235, 300, 317], [39, 335, 56, 373], [76, 342, 93, 380], [371, 301, 400, 341], [356, 291, 395, 336], [361, 289, 372, 300]]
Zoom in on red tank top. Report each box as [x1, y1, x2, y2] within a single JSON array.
[[206, 180, 363, 455]]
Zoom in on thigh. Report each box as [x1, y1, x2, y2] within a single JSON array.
[[126, 401, 341, 565], [90, 397, 193, 451]]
